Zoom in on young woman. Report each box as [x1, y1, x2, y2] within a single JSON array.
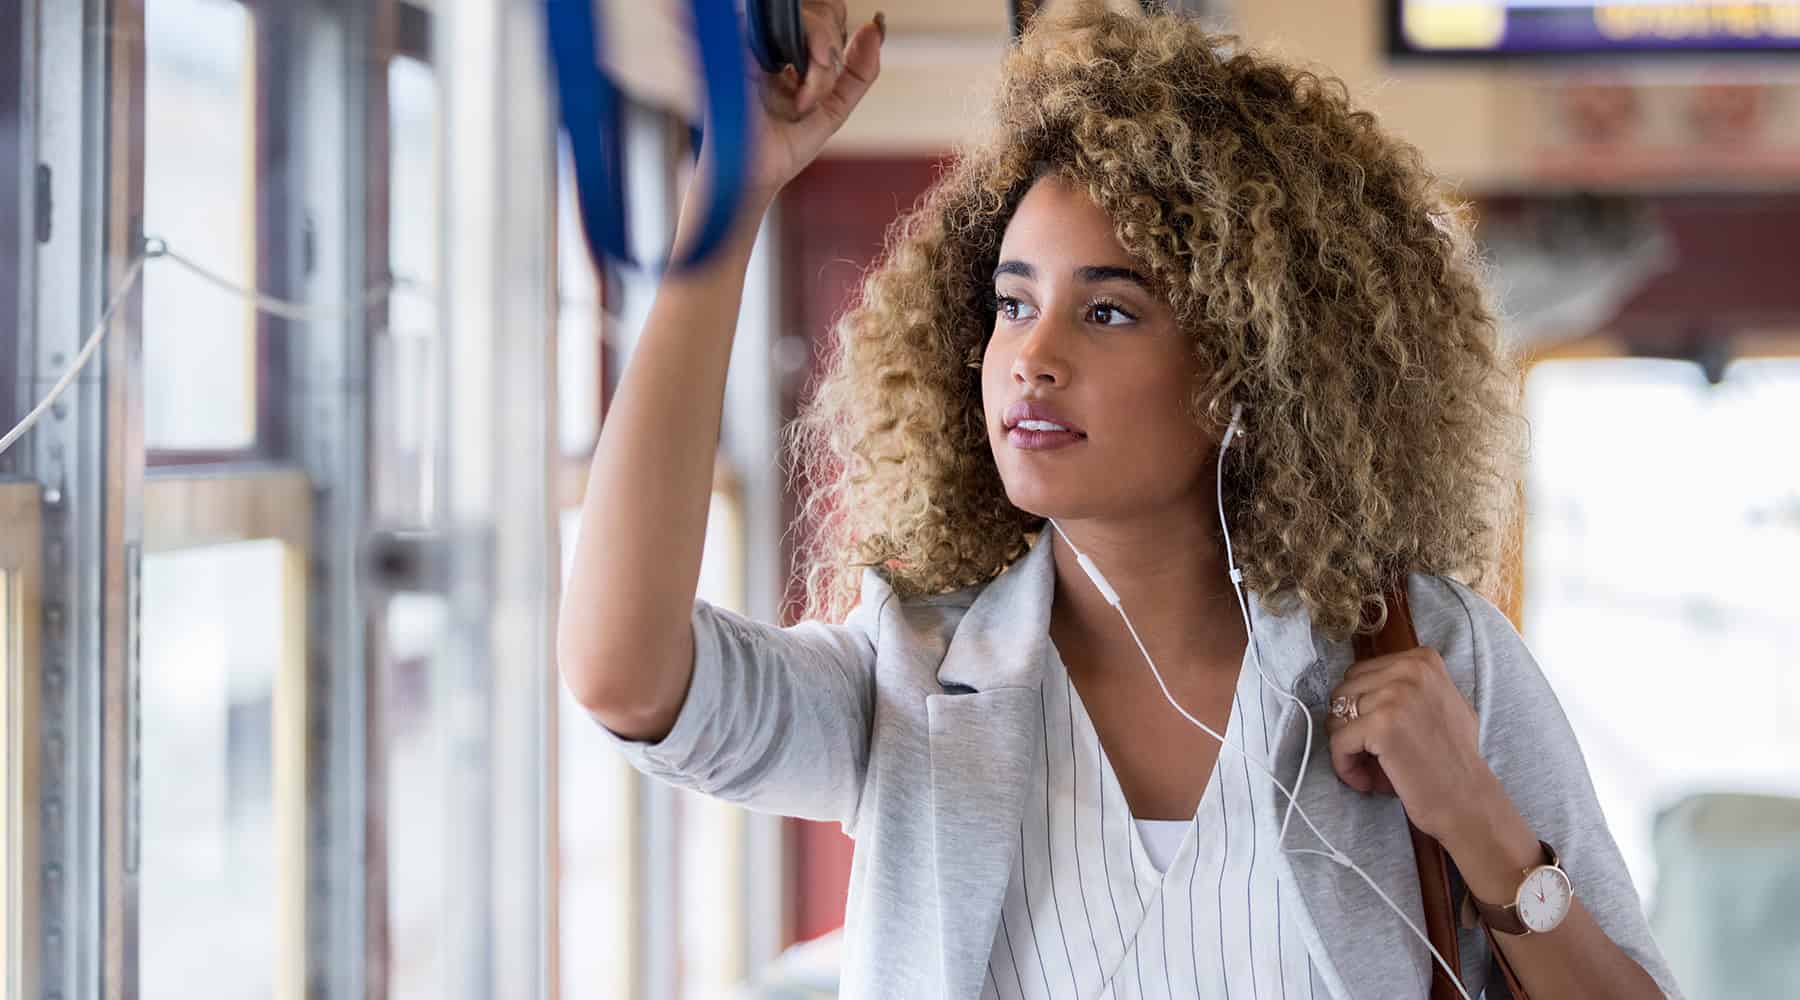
[[558, 2, 1681, 997]]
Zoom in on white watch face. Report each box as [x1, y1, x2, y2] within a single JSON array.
[[1516, 866, 1573, 932]]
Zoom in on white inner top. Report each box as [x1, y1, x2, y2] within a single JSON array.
[[980, 641, 1326, 999], [1133, 818, 1191, 874]]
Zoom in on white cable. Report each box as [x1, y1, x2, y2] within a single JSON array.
[[0, 254, 148, 457], [0, 238, 426, 459], [153, 239, 417, 321], [1047, 405, 1475, 1000], [1216, 410, 1315, 850], [1046, 518, 1342, 860]]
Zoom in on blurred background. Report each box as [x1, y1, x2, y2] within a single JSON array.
[[1, 0, 1797, 998]]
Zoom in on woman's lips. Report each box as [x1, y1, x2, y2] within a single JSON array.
[[1007, 426, 1086, 451]]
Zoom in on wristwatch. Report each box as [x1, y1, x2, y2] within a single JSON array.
[[1469, 839, 1574, 936]]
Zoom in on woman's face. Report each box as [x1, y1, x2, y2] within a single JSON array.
[[982, 175, 1212, 523]]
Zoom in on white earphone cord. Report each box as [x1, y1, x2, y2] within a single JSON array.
[[1048, 403, 1475, 1000]]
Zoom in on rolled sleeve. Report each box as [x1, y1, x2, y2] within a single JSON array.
[[587, 575, 886, 831], [593, 597, 736, 778]]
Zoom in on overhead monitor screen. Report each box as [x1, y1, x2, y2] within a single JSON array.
[[1391, 2, 1800, 56]]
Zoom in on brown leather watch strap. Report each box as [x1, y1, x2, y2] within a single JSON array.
[[1470, 840, 1560, 936], [1472, 883, 1529, 936]]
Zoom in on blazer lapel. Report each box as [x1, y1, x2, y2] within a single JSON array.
[[927, 532, 1056, 999], [926, 689, 1043, 999]]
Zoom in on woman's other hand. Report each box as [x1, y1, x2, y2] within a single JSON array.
[[1323, 646, 1511, 844]]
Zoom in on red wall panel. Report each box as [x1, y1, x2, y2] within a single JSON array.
[[778, 155, 948, 944]]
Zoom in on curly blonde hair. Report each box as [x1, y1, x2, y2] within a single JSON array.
[[787, 1, 1526, 640]]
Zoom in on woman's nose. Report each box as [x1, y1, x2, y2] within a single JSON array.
[[1011, 318, 1070, 387]]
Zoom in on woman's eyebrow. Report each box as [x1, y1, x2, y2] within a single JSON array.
[[993, 260, 1034, 281], [1075, 265, 1152, 291], [991, 260, 1151, 293]]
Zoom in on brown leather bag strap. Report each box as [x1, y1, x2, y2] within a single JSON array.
[[1353, 584, 1466, 1000], [1487, 923, 1532, 998], [1354, 582, 1533, 999]]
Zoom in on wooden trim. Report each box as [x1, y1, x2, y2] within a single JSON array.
[[0, 480, 43, 1000], [363, 4, 398, 995], [361, 3, 401, 992], [103, 0, 149, 992], [274, 534, 309, 1000], [143, 467, 313, 554], [1524, 328, 1800, 366]]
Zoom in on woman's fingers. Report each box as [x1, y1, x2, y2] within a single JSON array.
[[1325, 656, 1419, 795], [1324, 646, 1474, 807], [793, 0, 851, 116], [1327, 711, 1398, 796], [742, 7, 883, 197], [786, 17, 883, 151]]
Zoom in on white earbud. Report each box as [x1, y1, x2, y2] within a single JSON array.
[[1045, 398, 1475, 1000], [1222, 402, 1246, 452]]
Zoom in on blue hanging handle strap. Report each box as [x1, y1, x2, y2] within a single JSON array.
[[544, 0, 757, 272]]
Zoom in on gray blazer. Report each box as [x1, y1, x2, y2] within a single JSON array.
[[599, 530, 1683, 998]]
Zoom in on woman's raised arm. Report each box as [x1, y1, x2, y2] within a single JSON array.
[[556, 5, 885, 742]]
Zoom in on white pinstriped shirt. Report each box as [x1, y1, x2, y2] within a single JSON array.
[[982, 640, 1329, 1000]]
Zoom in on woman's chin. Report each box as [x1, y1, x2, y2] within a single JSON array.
[[1000, 482, 1077, 523]]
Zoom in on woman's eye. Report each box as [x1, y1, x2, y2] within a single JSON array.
[[1088, 301, 1136, 326], [995, 295, 1036, 322]]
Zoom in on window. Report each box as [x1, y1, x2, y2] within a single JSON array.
[[678, 473, 751, 996], [143, 0, 257, 454], [552, 136, 636, 998], [374, 53, 441, 526], [137, 1, 316, 991], [558, 149, 603, 459], [380, 592, 450, 1000], [1523, 356, 1800, 902], [374, 47, 451, 1000], [556, 475, 753, 1000], [557, 510, 636, 999], [139, 471, 311, 999]]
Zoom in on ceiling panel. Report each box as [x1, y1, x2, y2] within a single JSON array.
[[846, 0, 1010, 37]]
